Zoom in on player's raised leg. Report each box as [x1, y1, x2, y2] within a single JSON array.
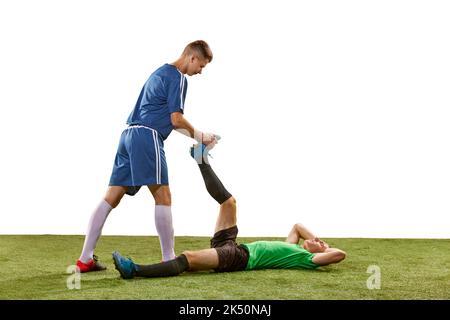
[[190, 144, 236, 232], [190, 144, 232, 205], [214, 197, 237, 233]]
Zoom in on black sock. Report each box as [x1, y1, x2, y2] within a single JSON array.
[[135, 254, 189, 278], [198, 163, 232, 204]]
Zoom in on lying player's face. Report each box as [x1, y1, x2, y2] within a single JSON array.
[[187, 55, 208, 76], [303, 239, 327, 253]]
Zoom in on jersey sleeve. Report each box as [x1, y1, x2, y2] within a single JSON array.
[[166, 73, 186, 114]]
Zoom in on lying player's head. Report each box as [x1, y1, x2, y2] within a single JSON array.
[[182, 40, 213, 76], [302, 238, 329, 253]]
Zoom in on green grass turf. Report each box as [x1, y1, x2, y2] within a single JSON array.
[[0, 235, 448, 300]]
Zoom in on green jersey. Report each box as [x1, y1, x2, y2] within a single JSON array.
[[241, 241, 319, 270]]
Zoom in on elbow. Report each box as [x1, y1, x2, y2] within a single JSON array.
[[335, 250, 347, 262], [295, 223, 304, 229], [171, 119, 181, 129]]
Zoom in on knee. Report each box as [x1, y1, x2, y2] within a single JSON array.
[[104, 195, 121, 208], [154, 187, 172, 206], [338, 250, 347, 262], [221, 196, 236, 209], [181, 251, 195, 268], [104, 186, 126, 208]]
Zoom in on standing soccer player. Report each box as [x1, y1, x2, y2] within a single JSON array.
[[76, 40, 218, 272]]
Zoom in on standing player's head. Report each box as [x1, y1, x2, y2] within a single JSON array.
[[180, 40, 213, 76]]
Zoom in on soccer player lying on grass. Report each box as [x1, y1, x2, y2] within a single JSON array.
[[112, 144, 346, 279]]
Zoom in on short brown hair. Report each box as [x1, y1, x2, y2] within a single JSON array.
[[183, 40, 213, 62]]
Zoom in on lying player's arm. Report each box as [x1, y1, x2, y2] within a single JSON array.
[[286, 223, 316, 244], [311, 248, 347, 266], [171, 112, 216, 145]]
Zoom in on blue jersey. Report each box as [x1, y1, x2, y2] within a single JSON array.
[[127, 64, 188, 140]]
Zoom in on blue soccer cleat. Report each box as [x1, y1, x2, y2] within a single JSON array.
[[112, 251, 136, 279], [190, 143, 210, 164], [190, 135, 220, 164]]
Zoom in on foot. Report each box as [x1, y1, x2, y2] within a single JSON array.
[[190, 135, 221, 164], [76, 255, 107, 273], [112, 251, 136, 279], [190, 143, 211, 164]]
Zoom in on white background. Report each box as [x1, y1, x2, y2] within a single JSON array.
[[1, 0, 449, 238]]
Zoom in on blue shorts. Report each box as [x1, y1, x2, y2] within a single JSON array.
[[109, 125, 168, 196]]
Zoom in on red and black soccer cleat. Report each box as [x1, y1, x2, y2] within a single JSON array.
[[76, 255, 107, 273]]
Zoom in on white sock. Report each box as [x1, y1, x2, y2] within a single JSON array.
[[79, 199, 113, 263], [155, 205, 176, 261]]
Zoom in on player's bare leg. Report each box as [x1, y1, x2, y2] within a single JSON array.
[[104, 186, 127, 208], [214, 197, 237, 233], [182, 248, 219, 271], [148, 184, 172, 205]]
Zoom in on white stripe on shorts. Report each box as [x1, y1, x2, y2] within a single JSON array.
[[156, 132, 161, 184], [152, 130, 161, 184]]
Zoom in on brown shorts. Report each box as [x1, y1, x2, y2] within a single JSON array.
[[210, 225, 249, 273]]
